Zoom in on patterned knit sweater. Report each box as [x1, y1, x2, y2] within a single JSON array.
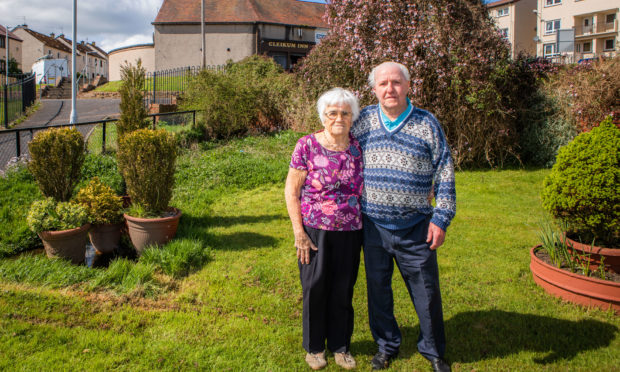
[[351, 104, 456, 231]]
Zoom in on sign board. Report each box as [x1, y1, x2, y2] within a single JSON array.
[[315, 31, 327, 44]]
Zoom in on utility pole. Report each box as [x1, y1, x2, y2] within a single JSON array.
[[4, 25, 9, 128], [69, 0, 78, 124], [201, 0, 206, 69]]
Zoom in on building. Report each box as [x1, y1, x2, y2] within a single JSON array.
[[152, 0, 328, 71], [535, 0, 619, 62], [0, 25, 23, 73], [56, 35, 109, 81], [12, 26, 73, 73], [108, 44, 155, 81], [86, 42, 110, 79], [487, 0, 538, 56]]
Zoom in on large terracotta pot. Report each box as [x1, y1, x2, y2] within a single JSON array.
[[530, 245, 620, 314], [124, 208, 181, 255], [38, 224, 91, 264], [564, 235, 620, 274], [89, 222, 124, 254]]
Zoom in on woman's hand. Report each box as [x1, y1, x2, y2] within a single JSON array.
[[295, 231, 318, 264]]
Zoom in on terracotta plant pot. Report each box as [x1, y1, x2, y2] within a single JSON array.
[[89, 222, 124, 254], [38, 224, 91, 264], [530, 245, 620, 314], [564, 235, 620, 274], [124, 208, 181, 255]]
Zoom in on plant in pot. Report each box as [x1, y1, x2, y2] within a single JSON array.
[[117, 128, 180, 255], [27, 198, 90, 264], [531, 116, 620, 312], [76, 177, 124, 254], [27, 127, 89, 262]]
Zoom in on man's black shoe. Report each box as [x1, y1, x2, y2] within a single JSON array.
[[371, 351, 397, 370], [430, 358, 451, 372]]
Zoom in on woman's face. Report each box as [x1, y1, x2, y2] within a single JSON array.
[[322, 104, 353, 137]]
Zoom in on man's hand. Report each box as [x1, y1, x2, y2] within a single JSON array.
[[295, 231, 318, 264], [426, 222, 445, 250]]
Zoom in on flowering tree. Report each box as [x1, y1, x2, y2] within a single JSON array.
[[300, 0, 536, 167]]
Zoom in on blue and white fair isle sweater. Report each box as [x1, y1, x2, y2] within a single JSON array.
[[351, 104, 456, 231]]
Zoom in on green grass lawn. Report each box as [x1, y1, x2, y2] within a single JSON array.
[[0, 132, 618, 371]]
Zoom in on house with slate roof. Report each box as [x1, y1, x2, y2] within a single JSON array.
[[12, 26, 73, 73], [0, 25, 23, 73], [56, 35, 108, 80], [152, 0, 328, 70]]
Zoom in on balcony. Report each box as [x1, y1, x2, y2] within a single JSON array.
[[575, 21, 618, 37]]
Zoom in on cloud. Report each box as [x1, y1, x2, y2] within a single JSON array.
[[0, 0, 161, 51]]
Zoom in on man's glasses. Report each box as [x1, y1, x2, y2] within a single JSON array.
[[324, 110, 352, 120]]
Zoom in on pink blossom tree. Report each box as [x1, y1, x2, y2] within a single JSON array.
[[299, 0, 535, 167]]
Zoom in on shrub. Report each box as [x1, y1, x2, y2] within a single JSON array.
[[541, 116, 620, 247], [28, 127, 85, 201], [182, 56, 293, 139], [27, 198, 89, 233], [76, 177, 124, 225], [544, 57, 620, 133], [298, 0, 540, 168], [117, 60, 148, 140], [117, 129, 178, 215]]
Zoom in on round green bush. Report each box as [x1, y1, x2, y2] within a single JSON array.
[[28, 127, 85, 202], [541, 116, 620, 246], [117, 129, 177, 215], [76, 177, 124, 225], [27, 198, 89, 233]]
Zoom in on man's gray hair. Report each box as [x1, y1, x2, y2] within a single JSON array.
[[317, 87, 360, 124], [368, 62, 411, 88]]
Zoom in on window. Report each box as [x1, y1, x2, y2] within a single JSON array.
[[606, 14, 616, 24], [545, 19, 561, 34], [543, 43, 557, 56], [497, 7, 509, 17], [604, 38, 616, 51], [57, 52, 60, 58], [500, 28, 509, 39], [0, 38, 5, 48], [575, 43, 581, 53], [545, 0, 561, 6], [583, 41, 592, 52]]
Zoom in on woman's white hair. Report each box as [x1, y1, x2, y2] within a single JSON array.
[[316, 87, 360, 124], [368, 62, 411, 88]]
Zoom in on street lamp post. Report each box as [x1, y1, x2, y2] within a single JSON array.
[[69, 0, 78, 124]]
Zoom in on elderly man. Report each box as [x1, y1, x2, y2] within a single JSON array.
[[351, 62, 455, 372]]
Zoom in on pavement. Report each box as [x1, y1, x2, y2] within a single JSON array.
[[0, 98, 120, 172]]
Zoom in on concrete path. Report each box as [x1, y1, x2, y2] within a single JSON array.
[[0, 98, 120, 171]]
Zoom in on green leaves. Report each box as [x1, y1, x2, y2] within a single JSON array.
[[76, 177, 124, 225], [27, 198, 89, 233], [27, 127, 85, 202]]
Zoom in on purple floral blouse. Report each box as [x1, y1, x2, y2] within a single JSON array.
[[290, 131, 364, 231]]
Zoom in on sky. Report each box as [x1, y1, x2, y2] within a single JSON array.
[[0, 0, 163, 52]]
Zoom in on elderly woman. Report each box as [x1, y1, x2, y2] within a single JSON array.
[[285, 88, 363, 370]]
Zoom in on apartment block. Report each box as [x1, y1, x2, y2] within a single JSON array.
[[535, 0, 619, 62], [487, 0, 538, 57]]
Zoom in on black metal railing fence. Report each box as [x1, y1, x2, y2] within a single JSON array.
[[1, 73, 36, 128], [143, 65, 225, 107]]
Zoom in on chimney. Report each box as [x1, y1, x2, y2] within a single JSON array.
[[91, 41, 96, 46], [50, 32, 55, 38], [80, 40, 85, 45]]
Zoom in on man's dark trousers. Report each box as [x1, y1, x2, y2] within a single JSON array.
[[363, 214, 446, 360]]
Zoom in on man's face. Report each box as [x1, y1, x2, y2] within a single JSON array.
[[372, 65, 410, 113]]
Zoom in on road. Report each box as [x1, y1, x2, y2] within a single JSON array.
[[0, 98, 120, 172]]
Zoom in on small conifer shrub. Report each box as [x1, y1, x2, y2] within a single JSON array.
[[28, 127, 85, 202], [117, 60, 148, 141], [542, 116, 620, 247], [117, 129, 177, 215]]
